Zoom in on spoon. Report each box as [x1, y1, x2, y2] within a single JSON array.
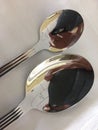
[[0, 9, 84, 76], [26, 54, 94, 112], [0, 54, 94, 129]]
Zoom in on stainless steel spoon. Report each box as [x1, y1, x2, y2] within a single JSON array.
[[0, 54, 94, 129], [0, 9, 84, 76]]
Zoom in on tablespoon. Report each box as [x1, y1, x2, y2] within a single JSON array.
[[0, 54, 94, 129], [0, 9, 84, 76]]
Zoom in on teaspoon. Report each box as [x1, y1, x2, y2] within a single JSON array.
[[0, 54, 94, 129], [0, 9, 84, 76]]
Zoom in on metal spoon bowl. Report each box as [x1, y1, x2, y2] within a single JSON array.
[[0, 9, 84, 76], [26, 54, 94, 112], [0, 54, 94, 129]]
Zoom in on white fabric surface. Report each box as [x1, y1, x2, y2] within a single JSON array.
[[0, 0, 98, 130]]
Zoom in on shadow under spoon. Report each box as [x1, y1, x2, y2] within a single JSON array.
[[0, 9, 84, 77]]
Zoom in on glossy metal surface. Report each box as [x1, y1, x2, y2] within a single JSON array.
[[26, 54, 94, 112], [0, 54, 94, 129], [0, 9, 84, 76]]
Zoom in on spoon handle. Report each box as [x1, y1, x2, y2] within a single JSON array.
[[0, 45, 37, 77]]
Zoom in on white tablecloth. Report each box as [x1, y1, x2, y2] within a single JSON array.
[[0, 0, 98, 129]]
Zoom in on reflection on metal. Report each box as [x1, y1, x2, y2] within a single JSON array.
[[0, 9, 84, 77], [0, 54, 94, 130], [42, 9, 84, 50], [26, 54, 94, 112]]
